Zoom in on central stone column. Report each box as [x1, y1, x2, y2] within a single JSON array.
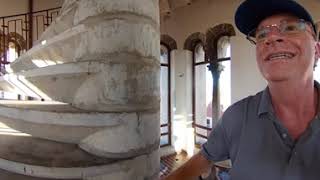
[[72, 0, 161, 179], [40, 0, 161, 179]]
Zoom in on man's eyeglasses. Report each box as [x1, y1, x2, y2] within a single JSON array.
[[246, 19, 315, 45]]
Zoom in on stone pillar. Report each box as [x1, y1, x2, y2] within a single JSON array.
[[6, 0, 161, 179], [70, 0, 161, 112], [208, 62, 223, 127], [72, 0, 161, 179]]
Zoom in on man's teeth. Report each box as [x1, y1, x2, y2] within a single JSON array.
[[268, 53, 294, 61]]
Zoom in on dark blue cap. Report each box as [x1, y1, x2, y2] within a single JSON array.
[[235, 0, 316, 35]]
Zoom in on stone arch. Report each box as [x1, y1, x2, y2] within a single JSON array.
[[161, 34, 177, 50], [6, 32, 27, 53], [183, 32, 206, 51], [206, 23, 236, 60]]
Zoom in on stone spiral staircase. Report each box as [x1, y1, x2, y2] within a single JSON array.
[[0, 0, 160, 179]]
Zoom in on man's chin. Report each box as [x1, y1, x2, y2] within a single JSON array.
[[265, 75, 290, 83]]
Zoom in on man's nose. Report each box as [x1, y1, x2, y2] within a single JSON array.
[[263, 32, 284, 45]]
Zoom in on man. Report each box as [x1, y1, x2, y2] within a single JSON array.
[[164, 0, 320, 179]]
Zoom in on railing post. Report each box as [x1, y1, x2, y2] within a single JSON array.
[[28, 0, 33, 49], [46, 10, 49, 28], [0, 7, 61, 75]]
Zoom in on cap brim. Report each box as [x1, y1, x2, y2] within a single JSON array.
[[235, 0, 315, 35]]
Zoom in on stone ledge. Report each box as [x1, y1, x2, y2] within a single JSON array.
[[11, 20, 159, 73], [74, 0, 159, 25], [0, 149, 159, 179], [0, 169, 80, 180], [0, 104, 141, 143], [80, 112, 160, 159], [2, 58, 160, 112], [0, 135, 116, 168]]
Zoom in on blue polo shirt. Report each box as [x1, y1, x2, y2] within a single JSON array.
[[201, 82, 320, 180]]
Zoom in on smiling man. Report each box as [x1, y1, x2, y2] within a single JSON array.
[[164, 0, 320, 180]]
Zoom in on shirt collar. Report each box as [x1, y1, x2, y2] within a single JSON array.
[[258, 81, 320, 117]]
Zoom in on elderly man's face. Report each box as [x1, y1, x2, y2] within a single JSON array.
[[255, 13, 320, 83]]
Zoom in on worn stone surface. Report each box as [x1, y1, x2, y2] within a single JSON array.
[[0, 76, 19, 94], [0, 169, 80, 180], [11, 25, 87, 72], [80, 112, 160, 158], [10, 59, 160, 112], [0, 135, 116, 167], [11, 20, 159, 73], [0, 150, 159, 179], [9, 61, 160, 112], [73, 60, 160, 112], [74, 0, 159, 25], [0, 116, 103, 143], [75, 19, 160, 61], [0, 102, 142, 143], [85, 150, 160, 180]]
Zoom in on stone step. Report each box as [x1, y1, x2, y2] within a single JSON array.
[[0, 100, 160, 159], [10, 24, 86, 72], [0, 100, 130, 144], [0, 123, 159, 179], [0, 169, 79, 180], [0, 134, 115, 168], [38, 0, 159, 50], [10, 20, 159, 73], [0, 135, 159, 179], [0, 74, 50, 100], [3, 59, 159, 112]]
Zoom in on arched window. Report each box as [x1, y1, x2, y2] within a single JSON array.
[[193, 42, 213, 145], [191, 24, 235, 145], [0, 32, 26, 74], [160, 35, 176, 148], [7, 42, 19, 62], [160, 43, 171, 147], [217, 36, 231, 117]]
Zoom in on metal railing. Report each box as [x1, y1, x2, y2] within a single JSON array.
[[193, 118, 213, 145], [0, 7, 61, 73]]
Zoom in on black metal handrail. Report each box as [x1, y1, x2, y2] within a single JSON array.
[[0, 7, 61, 73]]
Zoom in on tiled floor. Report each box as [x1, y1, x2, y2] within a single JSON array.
[[160, 151, 189, 179], [160, 151, 204, 180]]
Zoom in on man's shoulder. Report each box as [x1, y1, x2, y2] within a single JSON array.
[[225, 90, 264, 116], [218, 90, 264, 144]]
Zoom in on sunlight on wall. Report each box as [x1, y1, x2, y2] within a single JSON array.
[[8, 45, 18, 62], [186, 127, 195, 157], [219, 44, 231, 113], [0, 122, 31, 137], [41, 40, 47, 45], [19, 76, 52, 100], [31, 58, 63, 68], [32, 59, 51, 67], [172, 119, 195, 156], [2, 74, 52, 100]]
